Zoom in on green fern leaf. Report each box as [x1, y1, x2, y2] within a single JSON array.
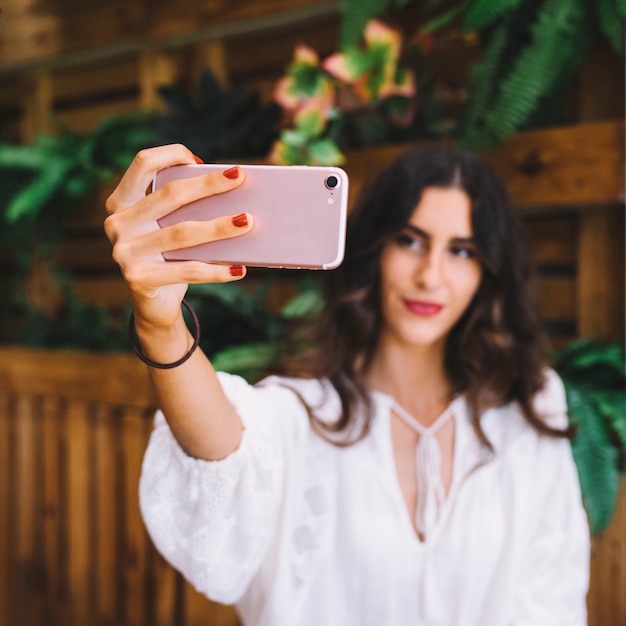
[[566, 384, 621, 534], [463, 0, 523, 31], [596, 0, 626, 53], [484, 0, 589, 140], [460, 22, 509, 147]]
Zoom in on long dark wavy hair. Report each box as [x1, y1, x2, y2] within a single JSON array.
[[269, 144, 570, 448]]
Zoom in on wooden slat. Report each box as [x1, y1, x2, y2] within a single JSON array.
[[523, 216, 577, 265], [41, 396, 62, 621], [94, 405, 120, 625], [577, 206, 625, 340], [344, 121, 625, 210], [184, 584, 239, 626], [14, 394, 38, 624], [151, 552, 179, 626], [57, 236, 119, 272], [55, 97, 141, 134], [0, 0, 339, 71], [588, 479, 626, 626], [121, 406, 151, 626], [535, 277, 576, 321], [0, 347, 156, 407], [0, 393, 11, 622], [65, 400, 92, 624]]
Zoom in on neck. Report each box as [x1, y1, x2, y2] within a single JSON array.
[[364, 334, 453, 424]]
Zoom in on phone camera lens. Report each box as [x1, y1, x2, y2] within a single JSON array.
[[325, 175, 339, 189]]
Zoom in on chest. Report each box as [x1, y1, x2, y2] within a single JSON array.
[[390, 412, 455, 540]]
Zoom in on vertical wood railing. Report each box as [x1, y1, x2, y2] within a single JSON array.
[[0, 347, 240, 626], [0, 346, 625, 625]]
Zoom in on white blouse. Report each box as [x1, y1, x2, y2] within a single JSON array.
[[139, 368, 590, 626]]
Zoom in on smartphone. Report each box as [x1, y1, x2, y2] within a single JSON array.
[[153, 163, 349, 270]]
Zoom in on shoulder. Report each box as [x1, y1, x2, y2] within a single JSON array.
[[481, 368, 569, 451]]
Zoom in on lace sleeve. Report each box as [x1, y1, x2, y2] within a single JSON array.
[[138, 372, 304, 604]]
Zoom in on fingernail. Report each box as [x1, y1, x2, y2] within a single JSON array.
[[193, 155, 204, 164], [229, 265, 244, 277], [232, 213, 248, 228], [222, 166, 240, 179]]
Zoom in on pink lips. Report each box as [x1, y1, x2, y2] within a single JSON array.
[[403, 299, 444, 316]]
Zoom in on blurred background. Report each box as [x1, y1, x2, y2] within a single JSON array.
[[0, 1, 624, 625]]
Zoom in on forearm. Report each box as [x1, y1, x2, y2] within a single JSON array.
[[136, 312, 243, 460]]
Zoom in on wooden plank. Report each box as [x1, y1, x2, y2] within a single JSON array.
[[55, 97, 140, 134], [94, 404, 120, 625], [535, 277, 576, 321], [14, 394, 38, 623], [0, 393, 12, 623], [184, 583, 240, 626], [344, 121, 625, 210], [20, 69, 53, 141], [0, 347, 156, 408], [523, 216, 577, 265], [482, 121, 625, 208], [41, 396, 62, 622], [53, 56, 140, 103], [576, 206, 625, 340], [65, 399, 92, 624], [121, 406, 151, 626], [139, 48, 178, 112], [589, 479, 626, 626], [151, 552, 179, 626], [0, 0, 338, 71]]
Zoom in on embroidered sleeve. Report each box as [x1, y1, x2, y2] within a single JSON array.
[[138, 372, 304, 604]]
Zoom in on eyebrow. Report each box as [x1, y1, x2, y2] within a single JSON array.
[[403, 223, 476, 245]]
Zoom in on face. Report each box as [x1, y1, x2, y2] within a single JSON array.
[[377, 186, 482, 354]]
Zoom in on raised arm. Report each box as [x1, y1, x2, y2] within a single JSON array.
[[104, 144, 253, 460]]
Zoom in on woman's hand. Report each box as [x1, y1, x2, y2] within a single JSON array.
[[104, 144, 253, 330]]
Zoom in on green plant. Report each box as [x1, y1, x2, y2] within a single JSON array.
[[0, 113, 153, 346], [554, 339, 626, 535], [270, 20, 418, 165], [153, 69, 281, 162], [338, 0, 626, 147]]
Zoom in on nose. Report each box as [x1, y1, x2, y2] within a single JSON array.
[[415, 248, 444, 290]]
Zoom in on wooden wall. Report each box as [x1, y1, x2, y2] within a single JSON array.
[[0, 3, 624, 626]]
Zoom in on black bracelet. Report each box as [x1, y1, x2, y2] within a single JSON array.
[[128, 299, 201, 369]]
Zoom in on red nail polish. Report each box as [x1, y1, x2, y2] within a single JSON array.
[[222, 166, 240, 179], [232, 213, 248, 228], [229, 265, 244, 277], [193, 155, 204, 164]]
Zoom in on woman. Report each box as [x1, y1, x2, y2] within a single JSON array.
[[105, 143, 590, 625]]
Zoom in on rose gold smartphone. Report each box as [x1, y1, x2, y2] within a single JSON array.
[[153, 163, 349, 269]]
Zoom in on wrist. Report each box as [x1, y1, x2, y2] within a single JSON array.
[[129, 299, 201, 369]]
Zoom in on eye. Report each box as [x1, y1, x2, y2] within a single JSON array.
[[395, 232, 424, 251], [450, 245, 476, 259]]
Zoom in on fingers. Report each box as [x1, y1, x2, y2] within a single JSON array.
[[106, 144, 198, 214], [104, 166, 247, 245], [113, 212, 254, 261], [124, 260, 247, 296]]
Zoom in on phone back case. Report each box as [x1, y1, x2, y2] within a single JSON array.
[[154, 164, 349, 269]]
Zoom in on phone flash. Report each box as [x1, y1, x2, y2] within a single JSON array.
[[328, 198, 335, 205]]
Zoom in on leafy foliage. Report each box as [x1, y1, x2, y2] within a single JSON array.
[[0, 114, 153, 347], [153, 69, 281, 162], [337, 0, 626, 147], [554, 340, 626, 534], [270, 22, 419, 165]]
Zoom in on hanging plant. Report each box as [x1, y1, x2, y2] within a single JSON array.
[[270, 20, 417, 165]]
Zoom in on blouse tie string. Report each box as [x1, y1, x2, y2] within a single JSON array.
[[391, 397, 459, 539]]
